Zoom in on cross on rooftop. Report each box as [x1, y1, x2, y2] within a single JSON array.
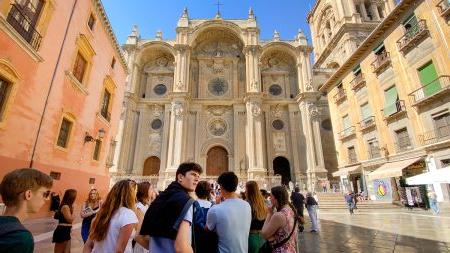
[[215, 0, 223, 16]]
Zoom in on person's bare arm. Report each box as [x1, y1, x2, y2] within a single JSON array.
[[261, 212, 285, 240], [174, 220, 193, 253], [82, 238, 94, 253], [61, 205, 75, 223], [114, 224, 135, 253], [135, 235, 150, 250], [135, 209, 145, 234]]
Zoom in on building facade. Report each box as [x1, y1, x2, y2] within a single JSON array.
[[0, 0, 127, 216], [112, 9, 339, 191], [319, 0, 450, 205]]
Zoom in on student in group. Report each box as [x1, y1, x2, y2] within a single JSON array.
[[245, 181, 267, 253], [136, 162, 202, 253], [53, 189, 77, 253], [206, 172, 251, 253], [134, 181, 152, 253], [0, 168, 53, 253], [80, 188, 102, 243], [192, 180, 217, 253], [83, 179, 138, 253], [261, 186, 298, 253]]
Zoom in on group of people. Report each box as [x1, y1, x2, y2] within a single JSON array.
[[0, 164, 321, 253]]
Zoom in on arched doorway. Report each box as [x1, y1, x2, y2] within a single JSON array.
[[273, 156, 291, 185], [143, 156, 160, 176], [206, 146, 228, 176]]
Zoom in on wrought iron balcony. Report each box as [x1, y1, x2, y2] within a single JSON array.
[[6, 2, 42, 50], [436, 0, 450, 18], [339, 126, 356, 141], [397, 20, 429, 55], [350, 73, 366, 91], [358, 116, 376, 131], [395, 136, 413, 153], [333, 88, 347, 104], [371, 51, 391, 74], [409, 75, 450, 106], [382, 100, 406, 121], [419, 124, 450, 146]]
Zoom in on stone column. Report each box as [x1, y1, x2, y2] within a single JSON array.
[[310, 104, 325, 170], [165, 96, 189, 172], [347, 0, 360, 22], [244, 45, 262, 92], [370, 3, 381, 20], [335, 0, 345, 20], [299, 101, 317, 191], [174, 44, 191, 92], [245, 95, 265, 178], [359, 3, 369, 20]]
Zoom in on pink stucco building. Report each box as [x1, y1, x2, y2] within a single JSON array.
[[0, 0, 127, 217]]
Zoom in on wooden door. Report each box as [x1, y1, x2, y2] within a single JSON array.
[[206, 146, 228, 176], [143, 156, 160, 176]]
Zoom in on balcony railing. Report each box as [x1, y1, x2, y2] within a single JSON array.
[[395, 136, 413, 153], [350, 73, 366, 91], [397, 20, 429, 54], [369, 146, 381, 159], [358, 116, 376, 131], [419, 124, 450, 146], [409, 75, 450, 106], [6, 2, 42, 50], [371, 51, 391, 74], [436, 0, 450, 18], [382, 100, 406, 120], [339, 126, 356, 141], [333, 89, 347, 104]]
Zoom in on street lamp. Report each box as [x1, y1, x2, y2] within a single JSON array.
[[84, 128, 106, 143]]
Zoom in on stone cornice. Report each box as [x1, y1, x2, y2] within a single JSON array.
[[319, 0, 418, 92]]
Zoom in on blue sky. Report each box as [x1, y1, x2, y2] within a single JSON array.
[[102, 0, 316, 44]]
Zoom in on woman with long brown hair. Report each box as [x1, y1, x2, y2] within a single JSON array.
[[261, 186, 298, 253], [83, 180, 138, 253], [52, 189, 77, 253], [245, 181, 267, 253], [80, 188, 102, 243]]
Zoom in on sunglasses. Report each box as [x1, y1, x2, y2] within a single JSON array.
[[43, 190, 51, 199]]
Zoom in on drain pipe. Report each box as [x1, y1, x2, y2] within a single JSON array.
[[29, 0, 79, 168]]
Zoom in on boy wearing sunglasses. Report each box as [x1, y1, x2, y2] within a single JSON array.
[[0, 168, 53, 253]]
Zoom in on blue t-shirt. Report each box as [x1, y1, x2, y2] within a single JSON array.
[[149, 206, 193, 253], [206, 198, 251, 253]]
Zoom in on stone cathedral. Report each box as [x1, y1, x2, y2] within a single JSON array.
[[112, 8, 338, 190]]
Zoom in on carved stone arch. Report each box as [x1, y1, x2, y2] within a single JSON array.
[[260, 42, 298, 61], [136, 42, 176, 65], [200, 138, 233, 157], [189, 20, 245, 47], [316, 5, 336, 36]]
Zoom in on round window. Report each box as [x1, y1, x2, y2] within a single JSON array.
[[151, 119, 163, 130], [272, 119, 284, 130], [208, 78, 228, 96], [321, 119, 332, 131], [269, 84, 282, 96], [154, 84, 167, 95]]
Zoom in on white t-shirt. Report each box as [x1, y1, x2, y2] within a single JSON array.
[[92, 207, 138, 253], [136, 202, 149, 214]]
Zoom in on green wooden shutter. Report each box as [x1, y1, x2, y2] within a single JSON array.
[[418, 62, 440, 97], [384, 86, 398, 116], [361, 103, 372, 120]]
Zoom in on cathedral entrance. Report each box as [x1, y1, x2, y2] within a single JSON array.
[[273, 156, 291, 185], [143, 156, 160, 176], [206, 146, 228, 176]]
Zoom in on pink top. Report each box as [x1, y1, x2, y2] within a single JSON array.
[[271, 207, 297, 253]]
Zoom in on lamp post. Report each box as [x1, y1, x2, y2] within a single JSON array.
[[84, 128, 106, 143]]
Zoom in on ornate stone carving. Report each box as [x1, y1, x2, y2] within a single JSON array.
[[308, 102, 319, 120], [152, 106, 163, 117], [273, 132, 286, 152], [271, 104, 282, 118], [208, 119, 227, 136], [250, 102, 261, 117], [156, 57, 168, 67], [207, 106, 229, 116], [149, 132, 161, 154], [171, 101, 184, 119], [175, 80, 184, 91]]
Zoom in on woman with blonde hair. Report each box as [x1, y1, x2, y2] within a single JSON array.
[[80, 188, 102, 243], [246, 181, 267, 253], [83, 180, 138, 253]]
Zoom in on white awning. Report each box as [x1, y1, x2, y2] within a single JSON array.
[[332, 165, 361, 177], [368, 157, 423, 180], [406, 167, 450, 185]]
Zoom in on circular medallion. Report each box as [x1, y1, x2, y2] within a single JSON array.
[[321, 119, 332, 131], [154, 84, 167, 95], [151, 119, 163, 130], [208, 78, 228, 96], [208, 119, 227, 136], [269, 84, 282, 96], [272, 119, 284, 130]]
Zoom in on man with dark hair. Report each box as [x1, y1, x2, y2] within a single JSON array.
[[0, 168, 53, 253], [137, 162, 202, 253], [206, 172, 251, 253], [291, 186, 305, 232]]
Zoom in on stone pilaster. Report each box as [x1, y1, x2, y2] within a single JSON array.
[[245, 93, 266, 179], [174, 44, 191, 92], [244, 45, 262, 92]]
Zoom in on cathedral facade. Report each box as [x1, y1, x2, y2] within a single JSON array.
[[111, 9, 338, 190]]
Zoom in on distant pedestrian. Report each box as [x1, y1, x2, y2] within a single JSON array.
[[206, 172, 251, 253], [290, 187, 305, 232], [428, 191, 440, 215], [53, 189, 77, 253], [134, 182, 152, 253], [261, 186, 298, 253], [345, 191, 355, 214], [305, 192, 319, 232], [245, 181, 267, 253], [80, 188, 102, 243], [83, 179, 138, 253], [0, 168, 53, 253]]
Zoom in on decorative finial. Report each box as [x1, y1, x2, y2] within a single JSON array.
[[156, 30, 163, 40], [248, 7, 255, 20], [181, 7, 188, 18], [273, 30, 280, 41], [130, 25, 139, 37]]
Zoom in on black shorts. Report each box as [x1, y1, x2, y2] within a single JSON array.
[[52, 225, 72, 243]]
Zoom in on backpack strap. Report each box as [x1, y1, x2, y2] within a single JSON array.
[[172, 198, 195, 231], [271, 210, 298, 250], [0, 221, 28, 237]]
